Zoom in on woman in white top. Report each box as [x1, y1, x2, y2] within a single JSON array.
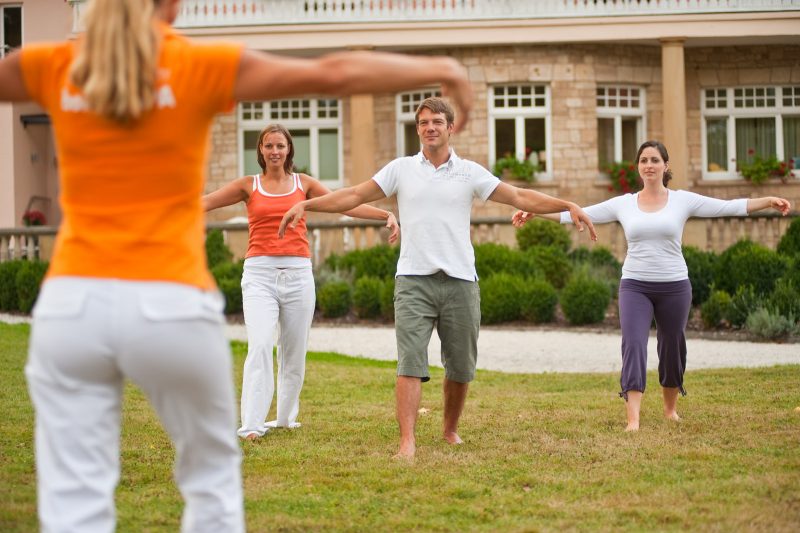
[[514, 140, 790, 431]]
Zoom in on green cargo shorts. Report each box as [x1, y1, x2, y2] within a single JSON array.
[[393, 272, 480, 383]]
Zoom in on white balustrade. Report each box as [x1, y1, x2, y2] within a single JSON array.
[[162, 0, 800, 28]]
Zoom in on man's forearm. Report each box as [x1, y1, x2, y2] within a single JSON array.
[[304, 188, 366, 214], [516, 189, 575, 214]]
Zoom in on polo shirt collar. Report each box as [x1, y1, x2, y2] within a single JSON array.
[[417, 148, 459, 169]]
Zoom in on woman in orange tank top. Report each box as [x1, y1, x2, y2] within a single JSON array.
[[0, 0, 473, 529], [204, 124, 397, 440]]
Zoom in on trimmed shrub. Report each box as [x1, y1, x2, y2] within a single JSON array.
[[211, 260, 244, 314], [560, 275, 611, 325], [682, 245, 717, 306], [317, 281, 352, 318], [0, 260, 24, 311], [746, 308, 797, 340], [380, 277, 395, 320], [524, 245, 572, 289], [474, 242, 530, 279], [714, 239, 786, 296], [570, 245, 622, 271], [777, 216, 800, 257], [353, 276, 383, 319], [325, 245, 399, 280], [15, 260, 49, 313], [766, 278, 800, 320], [205, 229, 232, 269], [700, 290, 732, 329], [520, 279, 558, 323], [515, 218, 571, 253], [479, 273, 527, 324], [728, 285, 762, 328]]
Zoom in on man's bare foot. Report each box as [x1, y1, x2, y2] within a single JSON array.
[[443, 432, 463, 445], [624, 422, 639, 432], [664, 411, 681, 422], [393, 442, 416, 460]]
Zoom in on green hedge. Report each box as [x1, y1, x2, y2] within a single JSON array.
[[560, 275, 610, 325], [713, 240, 786, 296], [325, 245, 399, 281], [211, 260, 244, 314], [353, 276, 383, 319], [515, 218, 571, 252], [16, 261, 49, 313], [0, 260, 24, 311], [777, 217, 800, 257], [682, 246, 717, 306], [520, 279, 558, 323], [479, 273, 527, 324], [205, 229, 233, 269], [317, 281, 352, 318], [700, 290, 732, 329]]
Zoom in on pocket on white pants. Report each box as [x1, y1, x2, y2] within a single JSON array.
[[138, 286, 225, 323], [32, 281, 88, 320]]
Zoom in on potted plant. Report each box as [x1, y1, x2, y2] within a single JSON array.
[[492, 154, 537, 183], [738, 149, 793, 184], [604, 161, 641, 193], [22, 210, 47, 227]]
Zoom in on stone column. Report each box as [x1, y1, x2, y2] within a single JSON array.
[[348, 93, 376, 186], [660, 38, 688, 189]]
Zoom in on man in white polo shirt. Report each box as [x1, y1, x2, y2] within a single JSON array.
[[280, 97, 595, 459]]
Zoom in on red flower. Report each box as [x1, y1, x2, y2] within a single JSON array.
[[22, 210, 46, 227], [747, 148, 755, 156], [627, 165, 635, 171], [618, 169, 626, 177]]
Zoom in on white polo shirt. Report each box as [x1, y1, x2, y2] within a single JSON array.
[[373, 149, 500, 281]]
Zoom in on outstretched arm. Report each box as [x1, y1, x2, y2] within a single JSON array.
[[511, 211, 559, 227], [279, 180, 388, 238], [0, 51, 28, 102], [235, 50, 472, 132], [489, 182, 597, 240], [746, 196, 791, 215], [202, 177, 250, 212], [305, 178, 398, 243]]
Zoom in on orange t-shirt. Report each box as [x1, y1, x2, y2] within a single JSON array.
[[19, 25, 243, 289], [246, 173, 310, 258]]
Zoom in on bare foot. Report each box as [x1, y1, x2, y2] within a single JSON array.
[[624, 422, 639, 432], [443, 432, 463, 445], [664, 411, 681, 422], [243, 433, 259, 441], [393, 438, 416, 460]]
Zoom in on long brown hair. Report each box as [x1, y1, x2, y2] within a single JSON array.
[[256, 124, 295, 175], [69, 0, 161, 123]]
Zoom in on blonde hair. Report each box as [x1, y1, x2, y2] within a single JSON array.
[[69, 0, 161, 123]]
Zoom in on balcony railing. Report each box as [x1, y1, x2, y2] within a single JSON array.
[[170, 0, 800, 27], [3, 213, 796, 266]]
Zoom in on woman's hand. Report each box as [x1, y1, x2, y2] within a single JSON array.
[[568, 204, 598, 241], [770, 196, 792, 215], [511, 210, 534, 228], [385, 212, 400, 244]]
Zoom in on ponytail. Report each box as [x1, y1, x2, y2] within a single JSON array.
[[69, 0, 160, 123]]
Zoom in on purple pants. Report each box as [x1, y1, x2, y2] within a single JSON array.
[[618, 278, 692, 399]]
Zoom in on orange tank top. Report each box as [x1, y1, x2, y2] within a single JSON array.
[[246, 173, 310, 258]]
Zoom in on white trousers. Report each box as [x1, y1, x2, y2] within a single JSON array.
[[25, 278, 244, 533], [238, 263, 315, 438]]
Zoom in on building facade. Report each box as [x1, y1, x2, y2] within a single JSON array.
[[2, 0, 799, 254]]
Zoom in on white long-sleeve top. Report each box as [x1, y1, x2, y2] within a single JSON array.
[[560, 190, 748, 282]]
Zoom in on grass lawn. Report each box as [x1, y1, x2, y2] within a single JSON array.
[[1, 322, 799, 531]]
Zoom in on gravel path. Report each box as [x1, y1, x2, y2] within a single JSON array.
[[4, 313, 796, 373], [224, 323, 800, 374]]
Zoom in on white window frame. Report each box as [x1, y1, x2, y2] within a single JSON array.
[[395, 88, 441, 156], [1, 4, 23, 58], [238, 98, 343, 186], [488, 84, 552, 181], [701, 85, 800, 181], [596, 85, 646, 168]]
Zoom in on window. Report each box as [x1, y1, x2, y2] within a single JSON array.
[[596, 85, 645, 170], [239, 99, 342, 183], [488, 84, 550, 178], [395, 88, 441, 156], [701, 86, 800, 179], [1, 5, 22, 57]]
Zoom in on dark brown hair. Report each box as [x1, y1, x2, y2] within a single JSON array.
[[636, 140, 673, 187], [256, 124, 294, 174], [415, 96, 455, 126]]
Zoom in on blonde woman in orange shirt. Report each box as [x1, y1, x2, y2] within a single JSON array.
[[204, 124, 397, 440], [0, 0, 472, 530]]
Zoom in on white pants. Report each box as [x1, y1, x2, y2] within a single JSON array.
[[238, 263, 315, 437], [26, 278, 244, 533]]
